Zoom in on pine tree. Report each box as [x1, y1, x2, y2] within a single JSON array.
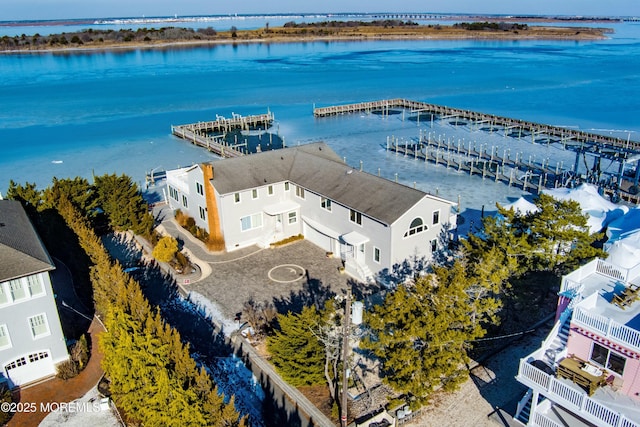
[[267, 306, 326, 386], [362, 266, 500, 409]]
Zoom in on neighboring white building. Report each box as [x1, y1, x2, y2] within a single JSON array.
[[166, 142, 457, 282], [0, 200, 69, 388]]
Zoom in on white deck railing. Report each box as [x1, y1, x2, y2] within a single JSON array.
[[517, 360, 640, 427], [597, 259, 628, 282], [533, 412, 562, 427], [573, 307, 640, 351]]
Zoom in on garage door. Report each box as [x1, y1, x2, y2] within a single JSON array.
[[303, 222, 333, 252], [5, 351, 55, 387]]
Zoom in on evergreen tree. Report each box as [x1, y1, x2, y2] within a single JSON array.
[[267, 306, 326, 386], [362, 264, 500, 409], [93, 173, 153, 235]]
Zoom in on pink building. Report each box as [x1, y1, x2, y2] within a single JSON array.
[[515, 257, 640, 427]]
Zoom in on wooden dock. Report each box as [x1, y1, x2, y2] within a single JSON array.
[[313, 99, 640, 152], [171, 112, 275, 158]]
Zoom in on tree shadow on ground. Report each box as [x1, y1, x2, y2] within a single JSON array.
[[272, 275, 336, 315], [103, 234, 234, 360]]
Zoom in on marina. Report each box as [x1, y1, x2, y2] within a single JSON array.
[[171, 111, 276, 158], [315, 99, 640, 204]]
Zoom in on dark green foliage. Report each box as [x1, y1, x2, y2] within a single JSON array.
[[463, 193, 606, 276], [267, 306, 326, 386], [93, 173, 154, 236], [363, 263, 500, 408], [56, 196, 246, 426]]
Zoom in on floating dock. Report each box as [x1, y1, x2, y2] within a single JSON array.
[[171, 112, 275, 158], [315, 99, 640, 203]]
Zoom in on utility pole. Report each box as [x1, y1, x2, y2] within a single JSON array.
[[341, 290, 351, 427]]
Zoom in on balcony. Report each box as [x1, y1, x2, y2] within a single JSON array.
[[517, 359, 640, 427]]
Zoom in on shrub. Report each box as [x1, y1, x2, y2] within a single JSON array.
[[0, 384, 13, 424], [152, 235, 178, 263], [71, 334, 90, 370], [57, 360, 79, 379]]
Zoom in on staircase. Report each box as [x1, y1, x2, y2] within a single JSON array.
[[515, 390, 532, 425], [345, 258, 374, 283], [544, 314, 571, 365]]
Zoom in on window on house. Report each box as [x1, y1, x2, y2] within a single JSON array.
[[404, 218, 426, 237], [284, 182, 290, 191], [0, 284, 8, 305], [433, 210, 440, 225], [26, 275, 44, 297], [321, 197, 332, 212], [199, 206, 206, 220], [431, 239, 438, 253], [240, 213, 263, 231], [288, 211, 297, 224], [5, 357, 26, 370], [196, 182, 204, 196], [590, 343, 626, 375], [28, 314, 50, 339], [374, 247, 380, 263], [9, 280, 26, 301], [234, 192, 241, 203], [169, 186, 179, 201], [0, 325, 12, 350], [28, 351, 49, 363], [268, 185, 274, 195], [295, 186, 305, 199], [252, 189, 258, 199], [349, 209, 362, 225], [182, 195, 188, 208]]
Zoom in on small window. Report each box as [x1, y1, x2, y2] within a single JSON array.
[[252, 189, 258, 199], [268, 185, 274, 196], [6, 357, 26, 370], [196, 182, 204, 196], [590, 342, 626, 375], [349, 209, 362, 225], [404, 217, 426, 237], [284, 182, 290, 191], [431, 239, 437, 253], [0, 325, 12, 350], [433, 210, 440, 225], [27, 275, 44, 297], [0, 284, 8, 305], [288, 211, 297, 224], [234, 192, 241, 203], [169, 186, 179, 201], [182, 195, 188, 208], [374, 247, 380, 263], [199, 206, 206, 220], [321, 197, 332, 212], [28, 314, 50, 339], [9, 280, 26, 302], [295, 186, 305, 199], [28, 351, 49, 363]]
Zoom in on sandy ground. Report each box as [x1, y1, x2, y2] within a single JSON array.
[[399, 327, 550, 427]]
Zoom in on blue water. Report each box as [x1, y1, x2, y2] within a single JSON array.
[[1, 21, 640, 217]]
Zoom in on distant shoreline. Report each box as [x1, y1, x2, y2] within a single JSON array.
[[0, 21, 609, 54]]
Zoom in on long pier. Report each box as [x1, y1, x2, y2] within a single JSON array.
[[171, 112, 275, 158], [314, 99, 640, 153], [315, 99, 640, 203]]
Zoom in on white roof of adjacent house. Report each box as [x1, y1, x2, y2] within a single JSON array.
[[208, 142, 454, 225], [0, 200, 55, 282]]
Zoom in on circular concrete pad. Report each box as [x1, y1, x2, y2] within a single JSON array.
[[268, 264, 306, 283]]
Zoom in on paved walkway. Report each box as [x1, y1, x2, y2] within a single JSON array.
[[153, 205, 362, 319]]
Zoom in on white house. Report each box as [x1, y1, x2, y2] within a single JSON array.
[[166, 142, 457, 282], [0, 200, 70, 388]]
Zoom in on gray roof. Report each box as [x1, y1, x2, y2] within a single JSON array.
[[210, 142, 443, 225], [0, 200, 54, 282]]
